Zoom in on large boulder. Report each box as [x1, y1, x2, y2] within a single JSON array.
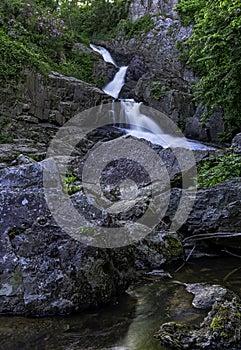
[[0, 161, 135, 316], [164, 178, 241, 250]]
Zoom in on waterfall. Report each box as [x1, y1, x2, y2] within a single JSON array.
[[90, 44, 117, 67], [103, 66, 128, 99], [90, 44, 215, 151]]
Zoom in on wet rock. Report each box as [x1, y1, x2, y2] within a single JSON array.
[[0, 162, 135, 316], [186, 283, 233, 310], [93, 58, 118, 85], [126, 56, 146, 81], [155, 297, 241, 349], [135, 231, 184, 269]]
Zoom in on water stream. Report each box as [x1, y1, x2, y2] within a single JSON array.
[[1, 257, 241, 350]]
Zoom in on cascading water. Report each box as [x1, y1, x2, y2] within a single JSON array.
[[90, 44, 215, 150], [90, 44, 117, 67], [103, 66, 128, 99]]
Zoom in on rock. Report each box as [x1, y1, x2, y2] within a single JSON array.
[[231, 133, 241, 153], [155, 296, 241, 349], [186, 283, 233, 309], [0, 143, 42, 166], [11, 154, 35, 166], [129, 0, 179, 21], [165, 179, 241, 245], [185, 105, 225, 142], [189, 178, 241, 235], [93, 58, 118, 85], [0, 161, 135, 316], [0, 70, 112, 164], [72, 43, 93, 55], [135, 231, 184, 269], [126, 56, 147, 81]]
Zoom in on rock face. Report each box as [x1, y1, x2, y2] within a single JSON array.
[[0, 71, 111, 167], [185, 179, 241, 236], [129, 0, 179, 21], [0, 162, 135, 316]]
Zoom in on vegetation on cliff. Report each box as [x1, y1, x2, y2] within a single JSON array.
[[176, 0, 241, 139], [0, 0, 130, 87]]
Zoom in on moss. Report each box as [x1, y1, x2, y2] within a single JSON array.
[[165, 236, 184, 257], [9, 268, 23, 291], [210, 316, 223, 332]]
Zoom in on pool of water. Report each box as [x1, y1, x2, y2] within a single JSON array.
[[1, 256, 241, 350]]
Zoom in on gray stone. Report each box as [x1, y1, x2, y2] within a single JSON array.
[[231, 133, 241, 153], [129, 0, 179, 21], [186, 283, 230, 309], [0, 162, 135, 316]]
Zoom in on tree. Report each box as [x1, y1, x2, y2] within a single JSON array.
[[176, 0, 241, 139]]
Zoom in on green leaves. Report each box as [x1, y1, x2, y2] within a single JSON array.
[[198, 151, 241, 188], [176, 0, 241, 139]]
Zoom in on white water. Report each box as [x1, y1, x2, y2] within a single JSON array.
[[90, 44, 215, 151], [103, 66, 128, 99], [90, 44, 117, 67]]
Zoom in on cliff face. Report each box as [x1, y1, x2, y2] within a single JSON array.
[[0, 71, 111, 167], [129, 0, 179, 20]]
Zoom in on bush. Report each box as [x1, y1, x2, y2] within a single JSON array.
[[0, 29, 50, 86], [198, 151, 241, 188]]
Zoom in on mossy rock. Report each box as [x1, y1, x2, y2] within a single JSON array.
[[155, 296, 241, 349]]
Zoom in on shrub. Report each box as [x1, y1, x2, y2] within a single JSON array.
[[198, 151, 241, 188]]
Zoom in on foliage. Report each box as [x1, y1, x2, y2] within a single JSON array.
[[0, 29, 50, 86], [0, 0, 131, 86], [175, 0, 241, 139], [115, 14, 155, 39], [151, 81, 170, 100], [197, 151, 241, 188], [59, 0, 130, 39], [64, 174, 82, 195]]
